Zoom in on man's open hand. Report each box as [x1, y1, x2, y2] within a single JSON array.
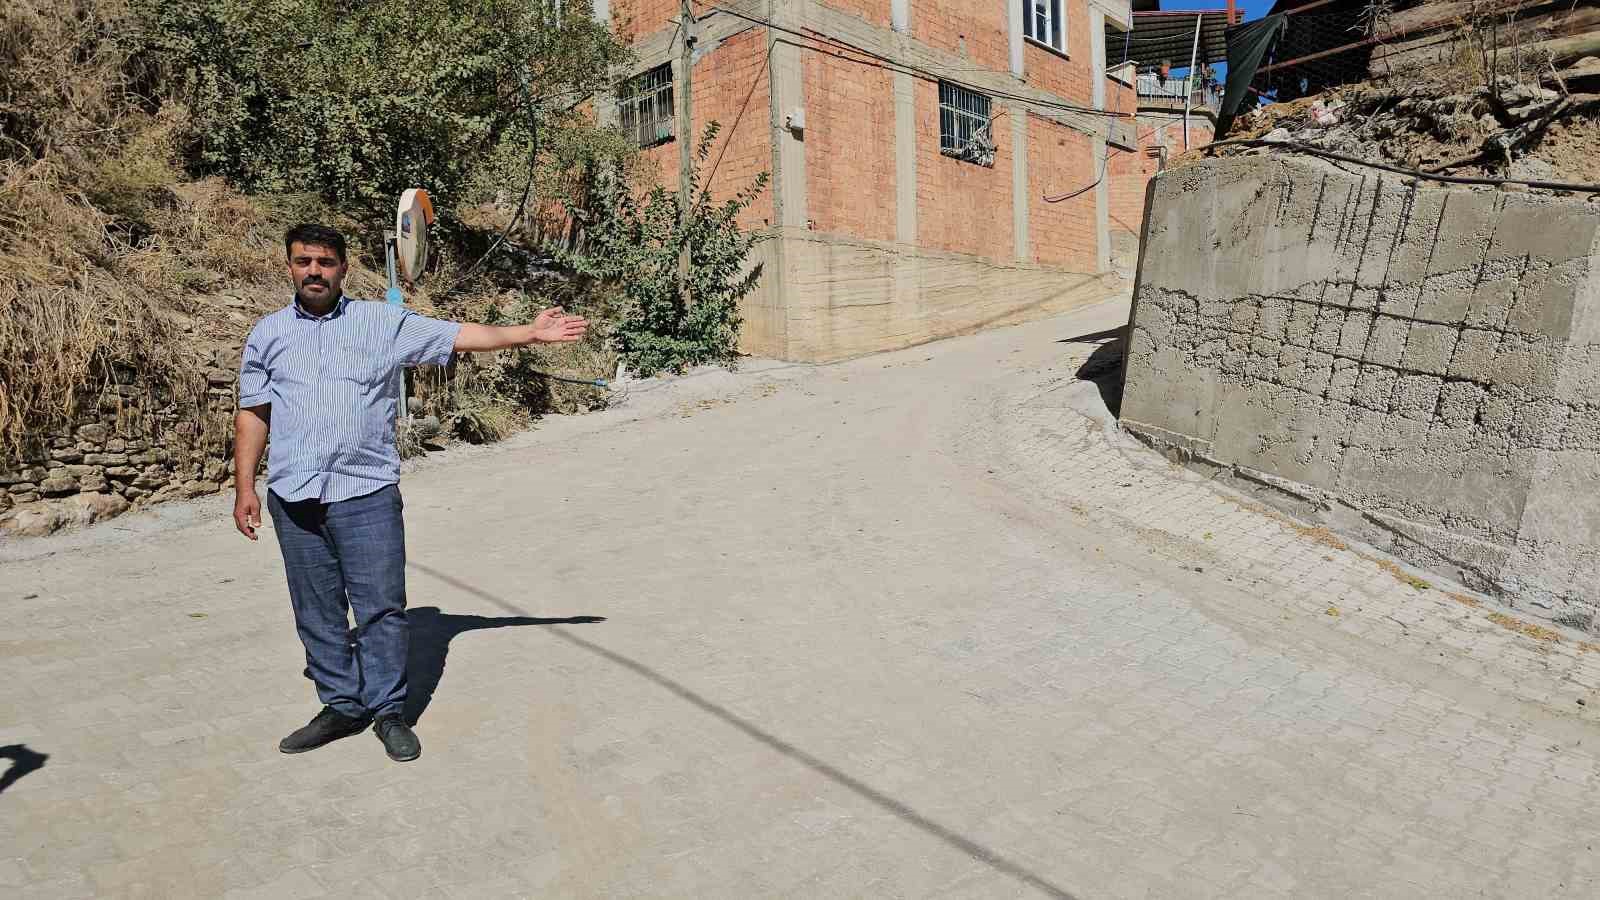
[[530, 307, 589, 344], [234, 488, 261, 541]]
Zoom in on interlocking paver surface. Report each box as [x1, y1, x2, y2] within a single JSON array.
[[4, 297, 1599, 898]]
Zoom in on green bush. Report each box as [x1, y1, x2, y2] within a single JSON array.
[[132, 0, 626, 220], [558, 124, 769, 377]]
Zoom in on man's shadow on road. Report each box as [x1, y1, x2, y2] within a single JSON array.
[[405, 607, 606, 725], [0, 744, 48, 796]]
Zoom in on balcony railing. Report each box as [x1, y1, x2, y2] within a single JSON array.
[[1136, 73, 1220, 113]]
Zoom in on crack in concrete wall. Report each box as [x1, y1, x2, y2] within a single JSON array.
[[1121, 154, 1600, 629]]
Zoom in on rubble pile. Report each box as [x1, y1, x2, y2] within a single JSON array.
[[1193, 71, 1600, 187]]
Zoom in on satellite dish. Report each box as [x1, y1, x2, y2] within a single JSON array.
[[394, 188, 435, 284]]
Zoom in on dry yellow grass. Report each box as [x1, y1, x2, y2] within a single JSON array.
[[1377, 559, 1432, 592], [1, 0, 618, 471], [0, 159, 199, 460], [1487, 612, 1563, 643]]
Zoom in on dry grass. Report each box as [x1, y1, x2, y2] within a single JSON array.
[[1440, 2, 1560, 96], [1377, 559, 1433, 592], [0, 0, 192, 462], [1, 0, 617, 471], [1297, 524, 1351, 553], [0, 158, 201, 461], [1487, 612, 1563, 643], [0, 144, 366, 463], [0, 0, 153, 162]]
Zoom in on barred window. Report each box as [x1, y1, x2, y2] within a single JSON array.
[[1024, 0, 1065, 53], [938, 82, 995, 167], [619, 63, 675, 148]]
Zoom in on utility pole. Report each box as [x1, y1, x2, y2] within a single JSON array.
[[677, 0, 695, 304], [1184, 12, 1196, 148]]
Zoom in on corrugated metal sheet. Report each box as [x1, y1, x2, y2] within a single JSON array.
[[1109, 10, 1236, 70]]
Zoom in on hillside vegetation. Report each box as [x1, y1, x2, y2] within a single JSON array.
[[0, 0, 767, 477]]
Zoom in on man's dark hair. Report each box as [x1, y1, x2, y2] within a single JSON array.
[[283, 224, 348, 263]]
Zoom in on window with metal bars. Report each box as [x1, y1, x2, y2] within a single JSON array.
[[1023, 0, 1065, 53], [619, 63, 675, 148], [938, 82, 995, 167]]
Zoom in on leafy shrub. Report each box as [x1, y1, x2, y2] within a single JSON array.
[[132, 0, 626, 220], [558, 124, 769, 377]]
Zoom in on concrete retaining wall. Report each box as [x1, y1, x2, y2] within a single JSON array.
[[741, 228, 1122, 362], [1120, 153, 1600, 627]]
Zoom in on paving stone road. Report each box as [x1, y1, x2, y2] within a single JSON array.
[[4, 297, 1599, 899]]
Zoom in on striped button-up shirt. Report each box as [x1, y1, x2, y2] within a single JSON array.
[[238, 295, 461, 503]]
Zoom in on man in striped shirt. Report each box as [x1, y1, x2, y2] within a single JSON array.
[[233, 223, 587, 762]]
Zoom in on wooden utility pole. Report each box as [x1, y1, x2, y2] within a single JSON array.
[[677, 0, 695, 303]]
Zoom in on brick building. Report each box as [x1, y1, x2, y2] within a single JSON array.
[[1106, 67, 1220, 269], [596, 0, 1137, 361]]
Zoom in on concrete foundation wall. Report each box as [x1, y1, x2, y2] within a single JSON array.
[[742, 228, 1119, 362], [1121, 154, 1600, 627]]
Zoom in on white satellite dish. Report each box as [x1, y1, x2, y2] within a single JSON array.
[[394, 188, 435, 284]]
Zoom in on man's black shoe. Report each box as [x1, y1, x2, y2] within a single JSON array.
[[373, 714, 421, 762], [278, 706, 371, 754]]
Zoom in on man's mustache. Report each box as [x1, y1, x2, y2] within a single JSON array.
[[301, 277, 328, 287]]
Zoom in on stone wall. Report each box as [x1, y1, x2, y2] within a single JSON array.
[[1120, 153, 1600, 628], [0, 352, 240, 538]]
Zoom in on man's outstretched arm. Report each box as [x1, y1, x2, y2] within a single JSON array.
[[233, 405, 270, 541], [454, 306, 589, 352]]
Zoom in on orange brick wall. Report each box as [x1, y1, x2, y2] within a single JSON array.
[[819, 0, 891, 28], [912, 0, 1011, 73], [696, 28, 776, 230], [914, 79, 1012, 260], [614, 0, 1110, 269], [1021, 1, 1095, 108], [803, 49, 896, 242], [1027, 115, 1097, 269], [635, 30, 776, 230], [1108, 141, 1155, 240], [609, 0, 678, 42]]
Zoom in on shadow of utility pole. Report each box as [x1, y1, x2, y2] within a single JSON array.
[[407, 561, 1080, 900], [405, 606, 606, 725], [0, 744, 48, 796], [1062, 327, 1127, 418]]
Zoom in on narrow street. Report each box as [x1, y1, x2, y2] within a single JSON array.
[[4, 297, 1598, 898]]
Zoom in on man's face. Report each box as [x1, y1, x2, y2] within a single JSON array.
[[287, 241, 348, 305]]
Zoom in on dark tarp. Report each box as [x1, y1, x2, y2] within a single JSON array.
[[1216, 13, 1286, 137]]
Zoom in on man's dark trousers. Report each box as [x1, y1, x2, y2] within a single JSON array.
[[267, 484, 408, 720]]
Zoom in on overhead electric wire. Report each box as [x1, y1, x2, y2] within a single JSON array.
[[1043, 24, 1135, 203], [693, 40, 777, 213]]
